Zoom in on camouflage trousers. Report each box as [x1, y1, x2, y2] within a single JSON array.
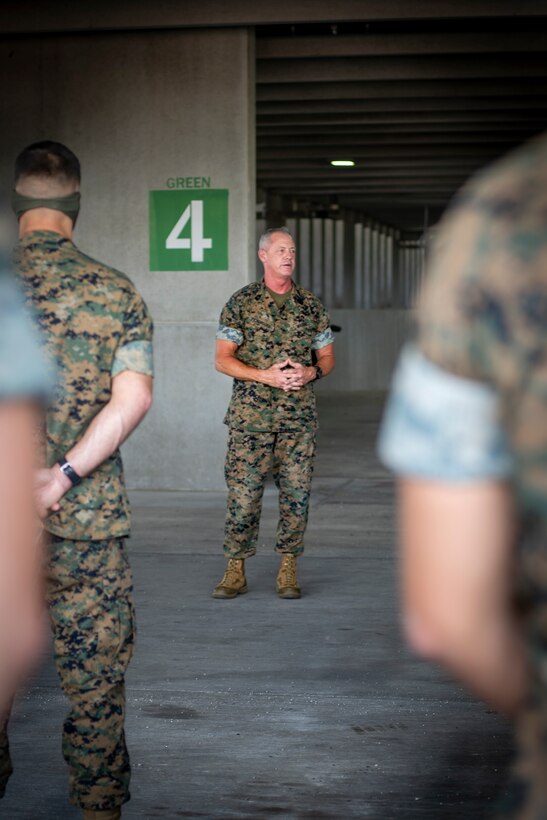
[[223, 429, 316, 558], [0, 537, 135, 810]]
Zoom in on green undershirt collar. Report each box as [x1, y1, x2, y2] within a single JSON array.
[[266, 285, 293, 309]]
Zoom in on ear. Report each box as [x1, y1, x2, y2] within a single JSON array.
[[258, 248, 267, 264]]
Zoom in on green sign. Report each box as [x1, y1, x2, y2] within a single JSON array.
[[149, 189, 228, 271]]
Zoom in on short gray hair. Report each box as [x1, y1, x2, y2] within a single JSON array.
[[258, 226, 294, 251]]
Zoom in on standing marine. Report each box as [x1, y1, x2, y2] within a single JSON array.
[[0, 141, 154, 820], [213, 227, 335, 599]]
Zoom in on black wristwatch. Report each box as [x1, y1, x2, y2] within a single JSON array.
[[58, 458, 82, 486], [314, 365, 323, 380]]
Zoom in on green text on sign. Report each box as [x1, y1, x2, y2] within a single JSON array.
[[149, 189, 229, 271]]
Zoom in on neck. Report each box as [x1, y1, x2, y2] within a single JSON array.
[[18, 209, 73, 240], [264, 272, 293, 293]]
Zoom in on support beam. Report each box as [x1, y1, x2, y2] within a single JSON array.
[[257, 130, 543, 146], [258, 144, 515, 159], [257, 121, 547, 133], [269, 174, 465, 182], [257, 111, 547, 126], [257, 78, 547, 101], [257, 97, 547, 115], [260, 181, 477, 192], [257, 55, 547, 84], [1, 1, 546, 33], [258, 31, 547, 59], [258, 157, 498, 169]]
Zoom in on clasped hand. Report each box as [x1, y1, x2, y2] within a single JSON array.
[[267, 358, 313, 392]]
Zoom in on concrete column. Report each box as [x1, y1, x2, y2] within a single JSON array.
[[378, 229, 387, 307], [410, 246, 418, 307], [0, 27, 255, 490], [285, 216, 298, 283], [256, 217, 266, 280], [392, 231, 401, 307], [386, 231, 394, 307], [370, 226, 380, 308], [285, 217, 298, 241], [323, 218, 334, 308], [363, 224, 372, 309], [406, 247, 413, 307], [335, 219, 345, 308], [401, 243, 410, 307], [419, 244, 427, 298], [298, 218, 312, 290], [311, 217, 323, 297], [354, 222, 364, 309], [415, 246, 422, 304]]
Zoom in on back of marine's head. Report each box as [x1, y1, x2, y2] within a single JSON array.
[[14, 140, 80, 198], [13, 141, 81, 225]]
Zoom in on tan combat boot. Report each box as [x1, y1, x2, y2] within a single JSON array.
[[83, 809, 121, 820], [276, 554, 301, 599], [212, 558, 248, 599]]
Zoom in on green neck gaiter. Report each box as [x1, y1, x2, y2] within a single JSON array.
[[11, 190, 80, 226]]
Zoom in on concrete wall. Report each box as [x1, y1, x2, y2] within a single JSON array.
[[0, 28, 255, 490], [318, 309, 414, 392]]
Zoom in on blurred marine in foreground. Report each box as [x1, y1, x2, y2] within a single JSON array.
[[0, 249, 51, 777], [0, 142, 154, 820], [378, 133, 547, 817]]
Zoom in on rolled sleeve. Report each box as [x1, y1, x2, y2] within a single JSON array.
[[216, 324, 244, 345], [112, 340, 154, 377], [111, 284, 154, 377], [217, 293, 244, 346], [311, 327, 335, 350], [377, 344, 513, 481]]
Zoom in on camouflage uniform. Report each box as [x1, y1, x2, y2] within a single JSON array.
[[379, 133, 547, 818], [217, 280, 333, 557], [1, 230, 153, 810]]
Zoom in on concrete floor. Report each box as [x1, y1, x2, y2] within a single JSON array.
[[3, 393, 513, 819]]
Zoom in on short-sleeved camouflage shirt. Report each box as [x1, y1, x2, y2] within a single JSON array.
[[217, 280, 334, 432], [416, 133, 547, 519], [16, 230, 154, 541]]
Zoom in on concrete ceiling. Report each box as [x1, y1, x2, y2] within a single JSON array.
[[255, 15, 547, 234], [2, 1, 547, 235]]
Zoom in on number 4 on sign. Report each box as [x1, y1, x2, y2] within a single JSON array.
[[165, 199, 213, 262]]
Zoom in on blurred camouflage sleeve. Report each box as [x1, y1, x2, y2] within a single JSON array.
[[216, 295, 243, 345], [416, 191, 506, 383], [112, 288, 154, 377], [0, 272, 52, 399]]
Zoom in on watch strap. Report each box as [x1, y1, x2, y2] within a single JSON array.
[[59, 458, 82, 486]]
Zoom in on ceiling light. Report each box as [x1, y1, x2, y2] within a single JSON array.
[[330, 160, 355, 167]]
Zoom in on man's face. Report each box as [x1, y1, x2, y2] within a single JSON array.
[[259, 232, 296, 279]]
